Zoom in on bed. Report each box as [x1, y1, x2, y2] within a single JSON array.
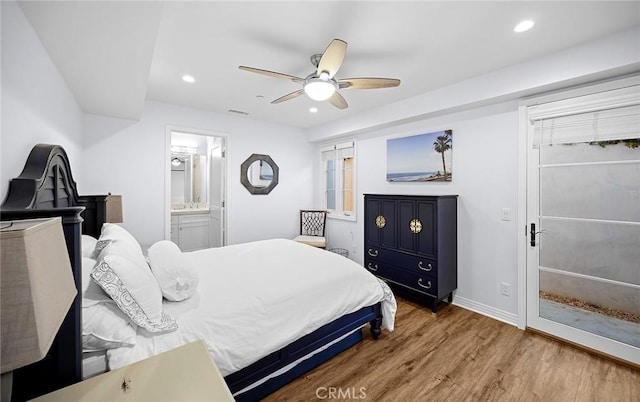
[[1, 144, 396, 401]]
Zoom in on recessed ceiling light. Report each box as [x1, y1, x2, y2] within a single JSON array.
[[182, 74, 195, 83], [514, 20, 535, 33], [309, 107, 318, 113]]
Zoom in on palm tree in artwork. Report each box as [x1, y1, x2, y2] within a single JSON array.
[[433, 130, 452, 180]]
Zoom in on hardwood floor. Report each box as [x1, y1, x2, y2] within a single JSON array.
[[264, 297, 639, 401]]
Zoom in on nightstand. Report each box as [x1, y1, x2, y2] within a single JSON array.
[[31, 340, 234, 402]]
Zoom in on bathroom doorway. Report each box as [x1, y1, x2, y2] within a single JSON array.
[[165, 126, 227, 250]]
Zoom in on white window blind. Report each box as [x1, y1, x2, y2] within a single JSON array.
[[533, 104, 640, 146], [530, 85, 640, 146], [321, 141, 354, 161]]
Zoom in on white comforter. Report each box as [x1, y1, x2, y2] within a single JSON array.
[[107, 239, 396, 376]]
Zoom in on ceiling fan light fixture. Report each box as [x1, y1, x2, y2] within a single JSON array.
[[304, 78, 336, 101]]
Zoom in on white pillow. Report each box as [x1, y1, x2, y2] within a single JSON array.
[[81, 257, 136, 351], [81, 257, 109, 307], [148, 240, 199, 301], [91, 241, 177, 333], [95, 223, 142, 254], [82, 235, 98, 258], [82, 257, 97, 295], [82, 303, 137, 352]]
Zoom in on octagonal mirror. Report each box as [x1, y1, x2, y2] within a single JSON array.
[[240, 153, 279, 194]]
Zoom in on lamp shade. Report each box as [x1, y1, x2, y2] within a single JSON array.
[[105, 194, 123, 223], [1, 217, 77, 373], [304, 78, 336, 101]]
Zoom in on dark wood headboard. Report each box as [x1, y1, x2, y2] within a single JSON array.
[[0, 144, 107, 401], [1, 144, 111, 238]]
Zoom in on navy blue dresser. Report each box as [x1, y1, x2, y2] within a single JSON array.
[[364, 194, 457, 312]]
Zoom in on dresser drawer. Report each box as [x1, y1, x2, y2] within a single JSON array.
[[365, 246, 437, 277], [364, 261, 438, 298]]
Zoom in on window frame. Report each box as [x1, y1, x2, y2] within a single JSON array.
[[320, 140, 356, 221]]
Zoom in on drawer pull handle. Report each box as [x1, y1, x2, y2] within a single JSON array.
[[367, 263, 379, 272], [418, 278, 432, 289], [368, 249, 379, 257], [418, 261, 433, 271]]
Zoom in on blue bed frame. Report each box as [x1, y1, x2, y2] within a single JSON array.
[[227, 303, 382, 401]]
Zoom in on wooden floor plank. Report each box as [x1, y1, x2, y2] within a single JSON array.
[[263, 297, 639, 401]]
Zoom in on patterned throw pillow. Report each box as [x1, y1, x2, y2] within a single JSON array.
[[91, 242, 177, 334]]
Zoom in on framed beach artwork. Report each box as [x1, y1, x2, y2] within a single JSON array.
[[386, 130, 452, 182]]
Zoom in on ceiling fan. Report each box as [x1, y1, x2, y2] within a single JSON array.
[[239, 39, 400, 109]]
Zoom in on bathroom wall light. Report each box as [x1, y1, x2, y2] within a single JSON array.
[[171, 157, 182, 167], [171, 145, 197, 154]]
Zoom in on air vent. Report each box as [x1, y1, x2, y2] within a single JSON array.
[[228, 109, 249, 115]]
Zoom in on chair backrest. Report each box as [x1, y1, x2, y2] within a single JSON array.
[[300, 210, 327, 237]]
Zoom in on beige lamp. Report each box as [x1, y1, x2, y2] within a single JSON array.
[[105, 194, 123, 223], [1, 217, 77, 400]]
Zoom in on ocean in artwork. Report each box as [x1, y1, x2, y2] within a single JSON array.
[[386, 171, 441, 182], [387, 130, 452, 182]]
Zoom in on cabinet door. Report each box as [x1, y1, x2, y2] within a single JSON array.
[[397, 200, 416, 253], [365, 198, 396, 249], [416, 200, 436, 257], [178, 215, 210, 251], [379, 200, 396, 249], [365, 198, 382, 246], [398, 199, 437, 257]]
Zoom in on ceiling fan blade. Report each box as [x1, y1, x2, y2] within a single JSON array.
[[317, 39, 347, 79], [328, 91, 348, 109], [338, 77, 401, 89], [271, 89, 305, 104], [239, 66, 304, 83]]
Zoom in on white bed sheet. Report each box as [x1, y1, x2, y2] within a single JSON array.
[[107, 239, 396, 377]]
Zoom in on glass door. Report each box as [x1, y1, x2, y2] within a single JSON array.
[[526, 84, 640, 365]]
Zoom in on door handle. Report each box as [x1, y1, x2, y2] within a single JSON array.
[[530, 223, 536, 247], [530, 223, 548, 247]]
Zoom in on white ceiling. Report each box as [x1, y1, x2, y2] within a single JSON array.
[[18, 1, 640, 128]]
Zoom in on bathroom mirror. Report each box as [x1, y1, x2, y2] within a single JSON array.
[[240, 154, 279, 194], [171, 152, 205, 203]]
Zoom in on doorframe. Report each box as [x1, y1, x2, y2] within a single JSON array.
[[516, 74, 640, 330], [164, 125, 230, 246]]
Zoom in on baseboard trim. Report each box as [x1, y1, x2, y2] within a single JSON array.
[[452, 296, 518, 326]]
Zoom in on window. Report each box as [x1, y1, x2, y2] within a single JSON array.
[[321, 141, 355, 219]]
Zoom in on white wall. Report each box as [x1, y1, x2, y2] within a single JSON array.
[[80, 101, 314, 249], [1, 1, 84, 200], [324, 102, 520, 319]]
